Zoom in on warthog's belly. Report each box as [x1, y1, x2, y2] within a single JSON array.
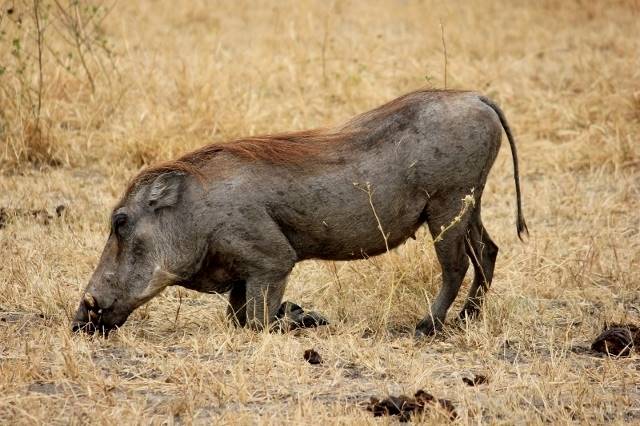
[[271, 167, 430, 261]]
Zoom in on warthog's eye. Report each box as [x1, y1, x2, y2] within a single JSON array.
[[112, 212, 128, 237]]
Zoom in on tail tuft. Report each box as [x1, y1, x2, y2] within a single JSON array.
[[517, 211, 529, 242]]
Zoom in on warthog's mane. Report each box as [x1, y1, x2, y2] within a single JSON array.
[[123, 89, 465, 198]]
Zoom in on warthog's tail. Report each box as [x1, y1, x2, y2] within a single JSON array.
[[479, 96, 529, 241]]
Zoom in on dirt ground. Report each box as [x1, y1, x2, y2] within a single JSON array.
[[1, 0, 639, 424]]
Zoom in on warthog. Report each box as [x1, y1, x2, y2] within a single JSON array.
[[72, 89, 527, 337]]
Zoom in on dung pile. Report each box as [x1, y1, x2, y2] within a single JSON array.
[[366, 389, 457, 422], [591, 323, 639, 357]]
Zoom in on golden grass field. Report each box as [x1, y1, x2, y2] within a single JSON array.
[[1, 0, 640, 423]]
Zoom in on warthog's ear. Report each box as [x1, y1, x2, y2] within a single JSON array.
[[147, 172, 185, 210]]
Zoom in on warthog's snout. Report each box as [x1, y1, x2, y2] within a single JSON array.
[[71, 293, 120, 336]]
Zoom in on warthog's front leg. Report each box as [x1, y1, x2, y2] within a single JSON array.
[[218, 215, 297, 330], [227, 281, 247, 327], [245, 272, 290, 330], [242, 246, 296, 330]]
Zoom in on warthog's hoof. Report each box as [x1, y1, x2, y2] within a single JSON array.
[[276, 301, 329, 331], [415, 318, 442, 338], [458, 303, 481, 322]]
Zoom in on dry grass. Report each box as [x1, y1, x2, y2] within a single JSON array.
[[1, 0, 640, 423]]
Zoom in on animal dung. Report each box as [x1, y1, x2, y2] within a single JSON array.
[[55, 204, 66, 217], [303, 349, 323, 365], [462, 374, 488, 386], [591, 323, 639, 357], [366, 390, 457, 422]]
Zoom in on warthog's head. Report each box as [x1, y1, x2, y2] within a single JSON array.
[[72, 171, 204, 335]]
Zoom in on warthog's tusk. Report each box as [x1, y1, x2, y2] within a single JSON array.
[[83, 293, 97, 309]]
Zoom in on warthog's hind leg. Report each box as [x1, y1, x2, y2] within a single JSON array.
[[459, 206, 498, 321], [416, 198, 472, 337]]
